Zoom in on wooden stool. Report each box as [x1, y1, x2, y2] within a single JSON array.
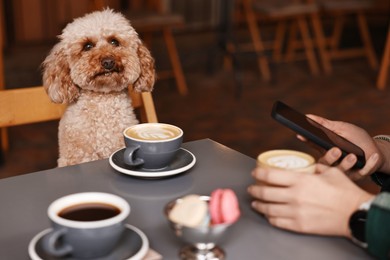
[[317, 0, 378, 72], [239, 0, 322, 81], [124, 0, 188, 95], [0, 0, 7, 152]]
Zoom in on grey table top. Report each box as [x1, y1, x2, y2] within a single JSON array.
[[0, 139, 372, 259]]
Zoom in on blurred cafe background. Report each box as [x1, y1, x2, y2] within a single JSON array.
[[0, 0, 389, 193]]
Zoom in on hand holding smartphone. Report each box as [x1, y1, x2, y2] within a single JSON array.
[[271, 101, 366, 168]]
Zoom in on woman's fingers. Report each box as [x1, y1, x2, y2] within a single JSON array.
[[349, 153, 379, 181], [251, 201, 294, 218], [336, 154, 357, 171], [251, 201, 301, 233], [248, 185, 292, 203], [251, 168, 299, 186], [306, 114, 329, 128], [317, 147, 342, 166], [315, 163, 327, 172], [267, 217, 297, 232], [296, 134, 306, 142]]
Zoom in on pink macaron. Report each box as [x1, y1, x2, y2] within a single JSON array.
[[209, 188, 240, 225]]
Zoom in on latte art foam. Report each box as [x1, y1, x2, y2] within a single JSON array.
[[267, 155, 310, 169], [133, 128, 176, 140], [126, 124, 181, 141]]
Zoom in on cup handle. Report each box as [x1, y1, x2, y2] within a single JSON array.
[[123, 145, 144, 166], [41, 227, 73, 257]]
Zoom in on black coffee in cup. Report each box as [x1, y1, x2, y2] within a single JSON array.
[[59, 203, 121, 221], [43, 192, 130, 258]]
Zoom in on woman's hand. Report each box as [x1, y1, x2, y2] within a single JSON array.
[[304, 115, 384, 180], [248, 165, 374, 237]]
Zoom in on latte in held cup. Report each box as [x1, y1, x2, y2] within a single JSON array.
[[123, 123, 183, 170], [257, 149, 315, 173]]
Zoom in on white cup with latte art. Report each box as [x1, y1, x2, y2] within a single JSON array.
[[123, 123, 183, 170], [257, 150, 315, 174]]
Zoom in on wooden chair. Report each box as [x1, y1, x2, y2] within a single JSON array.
[[316, 0, 378, 72], [0, 0, 6, 154], [377, 23, 390, 90], [238, 0, 323, 81], [0, 86, 157, 152], [0, 0, 4, 89]]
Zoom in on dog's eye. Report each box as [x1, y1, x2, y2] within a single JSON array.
[[83, 42, 94, 51], [109, 38, 120, 47]]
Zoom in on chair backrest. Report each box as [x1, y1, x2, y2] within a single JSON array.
[[128, 87, 158, 123], [0, 86, 157, 128], [0, 86, 66, 127], [0, 1, 5, 91]]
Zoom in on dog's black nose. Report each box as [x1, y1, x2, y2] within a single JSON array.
[[101, 57, 116, 71]]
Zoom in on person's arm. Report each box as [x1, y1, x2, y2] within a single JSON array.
[[248, 164, 374, 237], [248, 165, 390, 258], [366, 192, 390, 259]]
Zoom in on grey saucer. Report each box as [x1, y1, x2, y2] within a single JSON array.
[[109, 148, 196, 178], [28, 224, 149, 260]]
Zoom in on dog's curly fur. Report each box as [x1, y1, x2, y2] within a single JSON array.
[[42, 9, 155, 167]]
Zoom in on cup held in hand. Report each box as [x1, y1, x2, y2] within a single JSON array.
[[123, 123, 183, 170], [257, 149, 315, 174]]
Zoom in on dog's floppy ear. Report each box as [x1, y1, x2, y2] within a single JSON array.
[[133, 43, 156, 92], [42, 42, 80, 104]]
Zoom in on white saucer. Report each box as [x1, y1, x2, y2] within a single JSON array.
[[28, 224, 149, 260], [109, 148, 196, 178]]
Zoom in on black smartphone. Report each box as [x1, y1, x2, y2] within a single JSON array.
[[271, 101, 366, 168]]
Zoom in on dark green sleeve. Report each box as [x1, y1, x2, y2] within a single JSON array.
[[366, 192, 390, 259], [371, 172, 390, 192]]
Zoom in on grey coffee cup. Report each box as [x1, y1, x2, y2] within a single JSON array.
[[41, 192, 130, 258], [123, 123, 183, 170]]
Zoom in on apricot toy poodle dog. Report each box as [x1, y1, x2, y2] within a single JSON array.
[[42, 9, 155, 167]]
